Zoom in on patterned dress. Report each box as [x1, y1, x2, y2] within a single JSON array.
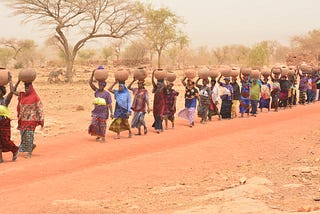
[[88, 90, 112, 137], [17, 85, 44, 153], [240, 81, 250, 114], [197, 85, 211, 121], [163, 88, 179, 122], [219, 83, 233, 119], [131, 88, 149, 129], [109, 85, 131, 133], [0, 98, 19, 153], [178, 86, 199, 125], [152, 85, 165, 131], [299, 76, 308, 104], [271, 81, 280, 109], [259, 82, 271, 110]]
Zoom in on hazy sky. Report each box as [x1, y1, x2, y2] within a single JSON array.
[[0, 0, 320, 48]]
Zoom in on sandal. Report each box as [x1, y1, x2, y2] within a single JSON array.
[[32, 144, 37, 152], [12, 151, 19, 161], [25, 153, 32, 159]]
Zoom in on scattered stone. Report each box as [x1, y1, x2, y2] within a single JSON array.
[[313, 206, 320, 211], [76, 105, 85, 111], [315, 158, 320, 162], [301, 167, 312, 173], [283, 183, 304, 188], [239, 177, 247, 185], [313, 197, 320, 201], [297, 205, 312, 212], [247, 177, 272, 185], [130, 205, 140, 209], [222, 176, 229, 181]]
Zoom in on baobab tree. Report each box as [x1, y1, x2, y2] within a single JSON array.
[[4, 0, 144, 82]]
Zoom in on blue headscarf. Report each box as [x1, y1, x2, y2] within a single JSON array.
[[114, 83, 131, 112]]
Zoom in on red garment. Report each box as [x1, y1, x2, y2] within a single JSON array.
[[131, 88, 148, 112], [17, 85, 44, 130], [0, 118, 19, 153], [153, 89, 165, 117]]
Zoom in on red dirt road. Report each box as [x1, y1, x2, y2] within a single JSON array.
[[1, 103, 320, 213]]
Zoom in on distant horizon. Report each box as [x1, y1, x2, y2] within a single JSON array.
[[1, 0, 320, 49]]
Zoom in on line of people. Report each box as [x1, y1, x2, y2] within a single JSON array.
[[88, 67, 320, 143], [1, 67, 319, 162]]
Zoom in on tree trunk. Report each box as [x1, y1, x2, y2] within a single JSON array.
[[65, 59, 74, 82], [157, 50, 162, 68], [149, 50, 153, 68]]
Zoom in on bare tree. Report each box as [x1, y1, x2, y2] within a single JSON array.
[[291, 29, 320, 64], [123, 40, 148, 62], [5, 0, 144, 82]]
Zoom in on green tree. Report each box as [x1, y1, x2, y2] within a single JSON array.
[[144, 6, 187, 68], [0, 38, 37, 67], [247, 41, 269, 67], [0, 48, 14, 67], [167, 36, 189, 66], [77, 49, 97, 63], [102, 47, 114, 65], [5, 0, 143, 82]]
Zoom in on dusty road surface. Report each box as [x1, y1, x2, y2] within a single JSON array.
[[1, 80, 320, 213]]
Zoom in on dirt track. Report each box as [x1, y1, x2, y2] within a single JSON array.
[[1, 102, 320, 213]]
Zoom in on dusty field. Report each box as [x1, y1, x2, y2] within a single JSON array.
[[1, 68, 320, 214]]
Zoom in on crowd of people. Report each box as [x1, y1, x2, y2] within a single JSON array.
[[88, 66, 320, 142], [0, 66, 319, 162]]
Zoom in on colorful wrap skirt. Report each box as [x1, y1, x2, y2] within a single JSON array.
[[220, 100, 232, 119], [19, 128, 35, 153], [131, 112, 146, 129], [0, 117, 19, 153], [88, 116, 107, 137], [109, 118, 130, 133]]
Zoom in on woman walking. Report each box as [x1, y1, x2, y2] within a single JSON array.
[[218, 75, 233, 119], [231, 76, 240, 118], [151, 70, 166, 133], [15, 81, 44, 158], [163, 82, 179, 129], [108, 81, 132, 139], [88, 69, 113, 142], [196, 78, 211, 124], [0, 73, 19, 162], [271, 73, 281, 111], [298, 71, 308, 105], [279, 75, 291, 109], [239, 72, 250, 117], [128, 78, 150, 135], [178, 77, 199, 127], [259, 76, 271, 112], [249, 79, 261, 116], [208, 78, 220, 121]]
